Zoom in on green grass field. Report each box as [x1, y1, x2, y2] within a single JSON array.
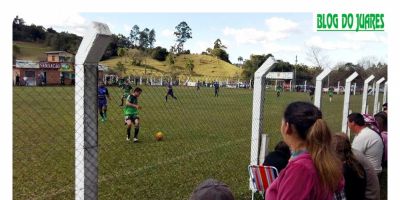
[[13, 86, 385, 199]]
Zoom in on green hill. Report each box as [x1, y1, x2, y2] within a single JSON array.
[[100, 53, 243, 79], [13, 41, 54, 61], [13, 41, 243, 79]]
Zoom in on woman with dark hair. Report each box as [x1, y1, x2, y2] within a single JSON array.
[[266, 101, 344, 200], [333, 134, 367, 200]]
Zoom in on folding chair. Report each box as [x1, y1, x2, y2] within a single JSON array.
[[248, 165, 279, 200]]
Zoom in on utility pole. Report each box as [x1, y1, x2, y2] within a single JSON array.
[[294, 55, 297, 91]]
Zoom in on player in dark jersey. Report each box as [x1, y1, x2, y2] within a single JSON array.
[[196, 80, 200, 91], [120, 79, 133, 106], [124, 87, 142, 142], [98, 81, 110, 122], [309, 86, 315, 101], [213, 81, 220, 97], [165, 82, 177, 102]]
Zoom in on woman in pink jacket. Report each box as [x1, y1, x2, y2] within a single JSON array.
[[266, 101, 344, 200]]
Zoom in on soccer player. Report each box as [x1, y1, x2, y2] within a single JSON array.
[[309, 86, 315, 101], [196, 80, 200, 91], [213, 81, 220, 97], [165, 82, 177, 102], [124, 87, 142, 142], [120, 79, 133, 106], [276, 85, 283, 97], [328, 87, 334, 102], [98, 81, 110, 122]]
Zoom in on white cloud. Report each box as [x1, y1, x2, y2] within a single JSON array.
[[123, 24, 131, 35], [191, 41, 210, 54], [161, 29, 174, 38], [223, 17, 299, 45], [265, 17, 299, 32], [305, 36, 361, 50], [263, 42, 302, 53], [223, 27, 290, 44], [21, 12, 88, 36], [342, 32, 387, 43]]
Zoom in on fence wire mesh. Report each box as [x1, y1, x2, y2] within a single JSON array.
[[13, 69, 387, 199]]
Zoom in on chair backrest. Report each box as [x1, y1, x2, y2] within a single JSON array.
[[248, 165, 279, 192]]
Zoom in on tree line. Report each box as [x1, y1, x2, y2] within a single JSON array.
[[241, 53, 387, 87]]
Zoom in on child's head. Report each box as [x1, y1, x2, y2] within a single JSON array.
[[190, 179, 234, 200], [274, 141, 290, 157]]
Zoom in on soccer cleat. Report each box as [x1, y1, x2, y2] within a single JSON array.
[[133, 138, 139, 142], [126, 137, 130, 141], [101, 118, 105, 122]]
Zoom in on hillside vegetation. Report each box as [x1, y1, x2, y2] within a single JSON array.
[[100, 54, 243, 79], [13, 41, 243, 79], [13, 41, 54, 61]]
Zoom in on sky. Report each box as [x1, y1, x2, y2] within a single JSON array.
[[18, 12, 387, 67]]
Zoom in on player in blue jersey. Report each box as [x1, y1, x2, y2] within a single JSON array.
[[165, 82, 178, 102], [98, 81, 110, 122]]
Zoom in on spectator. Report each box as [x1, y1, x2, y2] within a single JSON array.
[[309, 86, 315, 101], [333, 134, 366, 200], [374, 111, 387, 167], [15, 73, 20, 86], [362, 114, 380, 134], [354, 150, 381, 200], [190, 179, 234, 200], [23, 76, 28, 86], [263, 141, 290, 172], [382, 103, 387, 114], [348, 113, 384, 174], [266, 101, 343, 200]]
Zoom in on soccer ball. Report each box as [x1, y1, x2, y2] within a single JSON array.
[[155, 131, 164, 141]]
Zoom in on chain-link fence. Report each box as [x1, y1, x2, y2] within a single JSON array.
[[13, 66, 388, 200]]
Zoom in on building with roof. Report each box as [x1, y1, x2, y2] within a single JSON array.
[[13, 51, 107, 86]]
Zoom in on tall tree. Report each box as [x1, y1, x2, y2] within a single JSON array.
[[213, 39, 226, 49], [242, 54, 273, 79], [116, 61, 127, 76], [210, 39, 230, 63], [129, 25, 140, 48], [185, 58, 195, 77], [148, 29, 156, 48], [174, 21, 192, 54], [306, 46, 330, 68], [238, 56, 243, 65], [138, 28, 150, 49], [117, 47, 127, 62]]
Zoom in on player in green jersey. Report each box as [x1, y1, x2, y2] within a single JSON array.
[[120, 79, 133, 106], [328, 87, 334, 102], [124, 87, 142, 142], [276, 85, 283, 97]]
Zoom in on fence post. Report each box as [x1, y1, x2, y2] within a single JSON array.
[[249, 56, 276, 188], [382, 81, 388, 105], [75, 22, 112, 200], [314, 68, 331, 109], [361, 75, 374, 114], [341, 72, 358, 137], [304, 80, 307, 92], [373, 77, 385, 114]]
